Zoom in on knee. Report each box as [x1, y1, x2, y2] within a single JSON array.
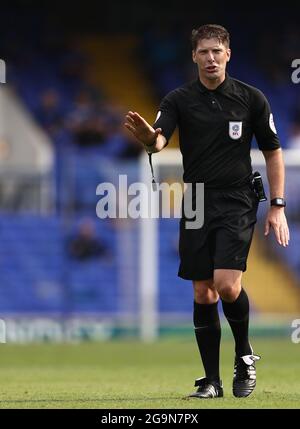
[[215, 280, 241, 302], [193, 280, 219, 304]]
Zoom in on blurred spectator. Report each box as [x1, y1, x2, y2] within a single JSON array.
[[35, 89, 64, 137], [66, 218, 111, 261], [66, 89, 107, 146], [102, 119, 144, 159]]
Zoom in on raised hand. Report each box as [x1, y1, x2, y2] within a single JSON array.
[[124, 111, 162, 147]]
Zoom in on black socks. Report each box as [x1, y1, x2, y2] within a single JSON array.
[[193, 288, 252, 382], [193, 301, 221, 382], [221, 288, 252, 357]]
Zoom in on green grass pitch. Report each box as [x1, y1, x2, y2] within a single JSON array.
[[0, 337, 299, 408]]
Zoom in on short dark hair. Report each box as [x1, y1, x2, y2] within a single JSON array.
[[191, 24, 230, 50]]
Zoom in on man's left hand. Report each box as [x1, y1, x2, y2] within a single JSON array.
[[264, 207, 289, 247]]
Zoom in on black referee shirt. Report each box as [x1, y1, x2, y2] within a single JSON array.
[[153, 73, 280, 188]]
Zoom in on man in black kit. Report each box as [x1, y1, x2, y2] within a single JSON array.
[[124, 24, 289, 399]]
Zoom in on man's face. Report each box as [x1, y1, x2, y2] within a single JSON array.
[[192, 38, 231, 81]]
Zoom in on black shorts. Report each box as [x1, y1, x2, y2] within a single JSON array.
[[178, 184, 259, 281]]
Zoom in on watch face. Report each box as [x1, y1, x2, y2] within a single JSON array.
[[271, 198, 286, 207]]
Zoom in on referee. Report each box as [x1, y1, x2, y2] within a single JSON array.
[[125, 24, 289, 399]]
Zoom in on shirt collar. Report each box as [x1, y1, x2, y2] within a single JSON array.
[[196, 72, 231, 94]]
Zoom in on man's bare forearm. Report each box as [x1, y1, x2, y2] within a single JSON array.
[[262, 148, 285, 199]]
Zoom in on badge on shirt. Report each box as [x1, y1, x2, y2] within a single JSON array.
[[229, 121, 243, 140], [269, 113, 277, 134]]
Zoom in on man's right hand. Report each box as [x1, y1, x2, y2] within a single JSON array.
[[124, 111, 162, 152]]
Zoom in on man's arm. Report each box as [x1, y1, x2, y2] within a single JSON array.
[[263, 148, 285, 198], [262, 148, 289, 247], [124, 111, 168, 153], [251, 87, 289, 247]]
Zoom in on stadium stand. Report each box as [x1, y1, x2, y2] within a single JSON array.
[[0, 4, 299, 329]]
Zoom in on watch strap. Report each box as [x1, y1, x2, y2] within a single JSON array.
[[271, 198, 286, 207]]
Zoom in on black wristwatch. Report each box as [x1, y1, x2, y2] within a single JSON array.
[[271, 198, 286, 207]]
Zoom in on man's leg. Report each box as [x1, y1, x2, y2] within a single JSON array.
[[188, 280, 223, 398], [193, 280, 221, 380], [214, 269, 252, 356], [214, 269, 260, 397]]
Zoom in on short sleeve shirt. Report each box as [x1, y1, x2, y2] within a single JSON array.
[[153, 73, 280, 188]]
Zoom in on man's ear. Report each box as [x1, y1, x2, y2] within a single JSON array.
[[192, 50, 197, 63], [226, 48, 231, 63]]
